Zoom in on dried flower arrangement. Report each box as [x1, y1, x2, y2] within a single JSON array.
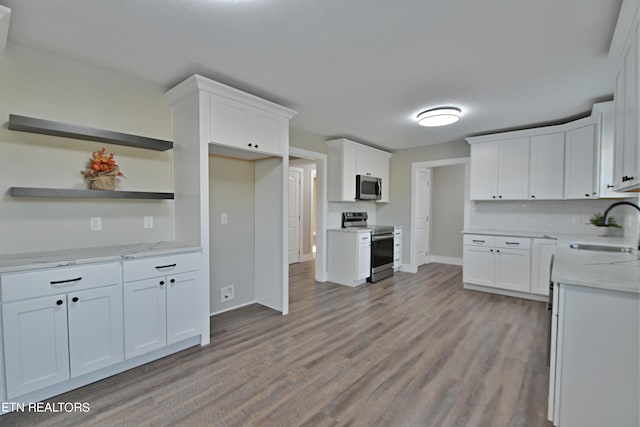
[[81, 148, 124, 190]]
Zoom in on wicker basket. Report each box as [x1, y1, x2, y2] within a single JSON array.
[[90, 175, 116, 190]]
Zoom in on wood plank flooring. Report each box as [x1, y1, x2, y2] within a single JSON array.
[[1, 262, 552, 427]]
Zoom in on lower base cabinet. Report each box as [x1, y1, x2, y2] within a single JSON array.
[[463, 234, 554, 299], [0, 249, 202, 404], [123, 253, 201, 359], [1, 262, 123, 399], [549, 283, 639, 426], [328, 230, 371, 286]]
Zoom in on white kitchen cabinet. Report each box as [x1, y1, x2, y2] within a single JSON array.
[[393, 227, 403, 271], [327, 138, 391, 203], [529, 132, 565, 200], [328, 230, 371, 286], [613, 22, 640, 191], [564, 123, 598, 199], [530, 239, 556, 296], [166, 271, 199, 345], [463, 234, 537, 299], [549, 283, 639, 427], [210, 93, 288, 157], [469, 142, 498, 200], [594, 101, 626, 198], [469, 138, 529, 200], [2, 294, 70, 398], [1, 262, 122, 399], [123, 252, 201, 359], [124, 277, 167, 359], [68, 284, 124, 377], [497, 138, 530, 200]]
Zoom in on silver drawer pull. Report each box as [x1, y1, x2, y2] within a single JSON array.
[[472, 239, 485, 243], [505, 242, 520, 246], [50, 277, 82, 285], [155, 263, 177, 270]]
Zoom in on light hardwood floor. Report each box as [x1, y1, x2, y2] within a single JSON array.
[[2, 262, 552, 427]]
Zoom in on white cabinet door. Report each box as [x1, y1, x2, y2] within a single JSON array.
[[621, 28, 639, 189], [247, 108, 285, 155], [564, 124, 597, 199], [124, 278, 167, 359], [210, 94, 285, 156], [462, 246, 495, 286], [210, 94, 249, 148], [470, 142, 499, 200], [494, 248, 531, 292], [531, 240, 555, 296], [3, 294, 70, 398], [529, 133, 564, 200], [498, 138, 530, 200], [596, 102, 626, 198], [614, 64, 626, 190], [68, 284, 124, 377], [355, 149, 378, 176], [167, 271, 200, 345], [357, 238, 371, 280]]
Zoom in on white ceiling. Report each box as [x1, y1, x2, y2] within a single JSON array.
[[0, 0, 623, 151]]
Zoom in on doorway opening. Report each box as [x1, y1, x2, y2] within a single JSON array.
[[289, 147, 328, 283], [410, 158, 470, 273]]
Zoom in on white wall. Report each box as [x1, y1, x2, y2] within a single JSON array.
[[431, 164, 465, 258], [208, 155, 255, 314], [0, 43, 172, 253]]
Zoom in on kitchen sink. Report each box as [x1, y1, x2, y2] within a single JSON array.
[[569, 243, 634, 253]]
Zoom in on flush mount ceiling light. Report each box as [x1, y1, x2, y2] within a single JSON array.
[[417, 107, 461, 127]]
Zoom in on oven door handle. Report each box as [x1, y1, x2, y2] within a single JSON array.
[[371, 233, 394, 242]]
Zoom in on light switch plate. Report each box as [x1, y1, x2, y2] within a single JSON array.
[[221, 213, 228, 224], [144, 216, 153, 229], [90, 217, 102, 231]]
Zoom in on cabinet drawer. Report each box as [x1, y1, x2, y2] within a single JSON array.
[[357, 233, 371, 244], [123, 252, 201, 283], [495, 237, 531, 250], [463, 235, 496, 247], [1, 263, 121, 302]]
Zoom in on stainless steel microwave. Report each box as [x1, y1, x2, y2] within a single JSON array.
[[356, 175, 382, 200]]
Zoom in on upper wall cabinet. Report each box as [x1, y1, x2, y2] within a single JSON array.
[[593, 101, 625, 198], [529, 132, 565, 200], [469, 137, 529, 200], [564, 123, 598, 199], [468, 115, 604, 201], [209, 94, 289, 156], [327, 139, 391, 203], [612, 13, 640, 191]]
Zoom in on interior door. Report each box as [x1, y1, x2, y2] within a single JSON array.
[[288, 168, 302, 264], [415, 169, 431, 266]]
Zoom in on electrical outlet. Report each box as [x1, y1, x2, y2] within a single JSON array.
[[221, 285, 234, 302], [90, 217, 102, 231], [221, 213, 228, 224], [144, 216, 153, 229]]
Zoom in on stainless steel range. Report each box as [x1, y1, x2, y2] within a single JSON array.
[[342, 212, 395, 282]]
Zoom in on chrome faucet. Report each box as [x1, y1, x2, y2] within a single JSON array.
[[600, 201, 640, 249]]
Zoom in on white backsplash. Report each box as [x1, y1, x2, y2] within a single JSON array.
[[470, 199, 638, 242], [328, 201, 378, 229]]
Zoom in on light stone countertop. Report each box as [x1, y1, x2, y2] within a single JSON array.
[[0, 241, 202, 274], [462, 229, 557, 239], [551, 237, 639, 294]]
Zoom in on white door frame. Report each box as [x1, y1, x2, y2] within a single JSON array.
[[288, 167, 304, 264], [289, 147, 328, 282], [409, 157, 470, 273]]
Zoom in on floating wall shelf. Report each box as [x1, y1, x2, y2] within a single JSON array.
[[8, 115, 174, 151], [10, 187, 174, 200]]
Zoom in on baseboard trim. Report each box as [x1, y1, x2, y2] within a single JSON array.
[[399, 264, 416, 273], [210, 300, 257, 316], [428, 256, 463, 266], [463, 283, 548, 302], [300, 253, 314, 262]]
